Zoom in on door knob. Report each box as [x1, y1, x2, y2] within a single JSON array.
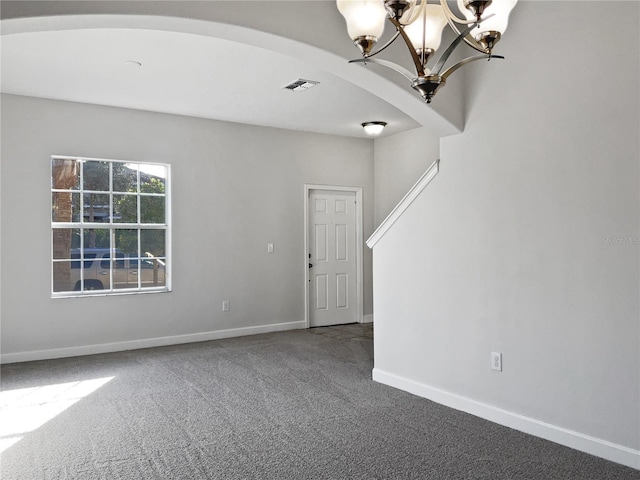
[[309, 263, 313, 268]]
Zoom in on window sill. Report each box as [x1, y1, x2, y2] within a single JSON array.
[[51, 288, 171, 299]]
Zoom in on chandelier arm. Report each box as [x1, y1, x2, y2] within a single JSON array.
[[444, 23, 487, 55], [388, 17, 426, 76], [364, 31, 401, 59], [440, 0, 476, 25], [441, 54, 504, 80], [463, 37, 489, 54], [431, 21, 480, 75], [348, 58, 416, 82], [399, 0, 427, 26], [444, 11, 497, 55]]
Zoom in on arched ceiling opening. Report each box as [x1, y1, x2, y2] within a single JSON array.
[[1, 3, 464, 138]]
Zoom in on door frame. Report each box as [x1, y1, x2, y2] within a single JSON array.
[[304, 184, 364, 329]]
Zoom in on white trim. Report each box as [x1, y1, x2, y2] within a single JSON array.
[[372, 368, 640, 470], [164, 163, 173, 291], [50, 155, 172, 296], [304, 184, 364, 328], [367, 159, 439, 249], [363, 314, 374, 324], [1, 320, 306, 364]]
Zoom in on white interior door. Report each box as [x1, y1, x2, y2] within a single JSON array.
[[308, 189, 357, 327]]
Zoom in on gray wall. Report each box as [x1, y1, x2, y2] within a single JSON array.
[[0, 94, 374, 357], [373, 126, 439, 225], [372, 0, 639, 456]]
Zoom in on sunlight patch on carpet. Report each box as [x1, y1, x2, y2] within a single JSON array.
[[0, 376, 114, 454]]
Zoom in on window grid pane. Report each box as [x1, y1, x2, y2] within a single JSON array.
[[51, 157, 169, 297]]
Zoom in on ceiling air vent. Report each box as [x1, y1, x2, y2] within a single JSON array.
[[282, 79, 320, 92]]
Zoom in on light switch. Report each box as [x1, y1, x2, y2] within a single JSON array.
[[267, 242, 274, 253]]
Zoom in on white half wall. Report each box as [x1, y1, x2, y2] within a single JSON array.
[[373, 127, 440, 226], [371, 0, 639, 468], [0, 94, 374, 360]]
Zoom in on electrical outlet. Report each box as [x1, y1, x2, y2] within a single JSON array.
[[491, 352, 502, 372], [222, 300, 230, 312]]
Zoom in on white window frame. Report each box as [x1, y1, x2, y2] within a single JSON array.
[[51, 155, 172, 298]]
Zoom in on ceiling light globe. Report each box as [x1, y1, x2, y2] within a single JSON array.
[[404, 4, 448, 53], [337, 0, 387, 41], [362, 122, 387, 136]]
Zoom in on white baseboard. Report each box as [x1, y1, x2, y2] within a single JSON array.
[[372, 368, 640, 470], [1, 320, 307, 364], [363, 314, 374, 324]]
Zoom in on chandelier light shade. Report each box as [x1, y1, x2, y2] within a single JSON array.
[[456, 0, 517, 52], [337, 0, 388, 55], [337, 0, 518, 103], [403, 4, 448, 55]]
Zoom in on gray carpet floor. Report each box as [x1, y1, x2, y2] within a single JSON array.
[[1, 324, 638, 479]]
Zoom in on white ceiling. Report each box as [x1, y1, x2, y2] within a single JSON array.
[[1, 27, 420, 138]]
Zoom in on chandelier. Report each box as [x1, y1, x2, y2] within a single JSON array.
[[337, 0, 517, 103]]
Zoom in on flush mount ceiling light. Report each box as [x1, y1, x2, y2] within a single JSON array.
[[337, 0, 517, 103], [362, 121, 387, 135]]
